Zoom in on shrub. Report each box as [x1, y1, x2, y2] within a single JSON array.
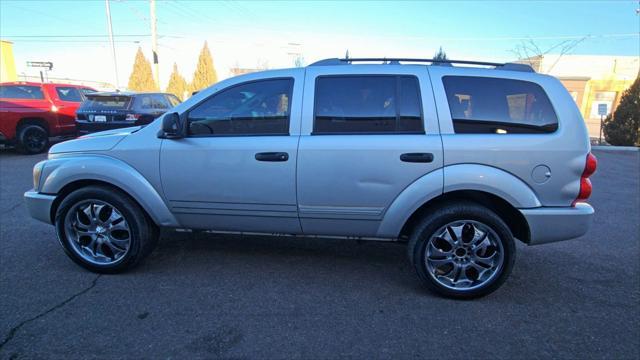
[[603, 76, 640, 146]]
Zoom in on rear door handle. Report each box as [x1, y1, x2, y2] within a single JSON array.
[[400, 153, 434, 163], [255, 152, 289, 162]]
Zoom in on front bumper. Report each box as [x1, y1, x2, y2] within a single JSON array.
[[24, 190, 56, 224], [520, 203, 594, 245]]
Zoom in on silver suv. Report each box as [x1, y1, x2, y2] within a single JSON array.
[[24, 58, 597, 298]]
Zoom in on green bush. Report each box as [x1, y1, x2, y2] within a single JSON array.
[[603, 76, 640, 146]]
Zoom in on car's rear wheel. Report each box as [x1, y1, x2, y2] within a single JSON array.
[[17, 124, 49, 154], [55, 185, 158, 273], [408, 201, 515, 299]]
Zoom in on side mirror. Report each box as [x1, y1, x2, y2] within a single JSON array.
[[158, 112, 182, 139]]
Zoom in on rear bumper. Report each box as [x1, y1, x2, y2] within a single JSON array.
[[520, 203, 594, 245], [76, 120, 141, 135], [24, 190, 55, 225]]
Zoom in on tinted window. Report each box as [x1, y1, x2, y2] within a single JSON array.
[[443, 76, 558, 134], [314, 75, 423, 134], [135, 94, 170, 110], [81, 88, 97, 95], [56, 87, 82, 102], [166, 94, 181, 107], [0, 85, 45, 100], [188, 78, 293, 136], [80, 95, 131, 110]]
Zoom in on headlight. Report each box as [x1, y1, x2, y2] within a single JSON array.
[[33, 161, 46, 191]]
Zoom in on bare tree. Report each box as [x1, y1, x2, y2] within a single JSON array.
[[510, 37, 587, 72]]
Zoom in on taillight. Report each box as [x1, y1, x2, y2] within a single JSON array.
[[572, 153, 597, 206], [125, 114, 141, 121]]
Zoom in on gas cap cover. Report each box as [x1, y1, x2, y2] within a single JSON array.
[[532, 165, 552, 184]]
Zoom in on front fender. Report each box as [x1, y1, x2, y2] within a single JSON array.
[[40, 155, 179, 227]]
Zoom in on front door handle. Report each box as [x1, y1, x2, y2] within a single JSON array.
[[400, 152, 434, 163], [255, 152, 289, 162]]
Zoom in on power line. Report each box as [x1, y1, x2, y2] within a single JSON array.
[[3, 34, 152, 38], [11, 40, 143, 43], [2, 34, 183, 38]]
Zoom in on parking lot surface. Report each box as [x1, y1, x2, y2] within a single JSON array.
[[0, 148, 638, 359]]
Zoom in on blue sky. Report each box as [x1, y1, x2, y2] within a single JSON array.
[[1, 0, 638, 88]]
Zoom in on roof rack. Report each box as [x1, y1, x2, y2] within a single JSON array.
[[308, 58, 535, 72]]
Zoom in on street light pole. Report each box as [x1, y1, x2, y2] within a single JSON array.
[[105, 0, 120, 89], [150, 0, 160, 89]]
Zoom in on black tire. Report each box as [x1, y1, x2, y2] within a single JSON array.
[[408, 201, 515, 299], [55, 185, 159, 273], [17, 124, 49, 154]]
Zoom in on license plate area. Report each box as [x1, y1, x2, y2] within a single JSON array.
[[94, 115, 107, 122]]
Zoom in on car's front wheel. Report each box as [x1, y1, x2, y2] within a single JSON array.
[[408, 201, 515, 299], [55, 185, 158, 273]]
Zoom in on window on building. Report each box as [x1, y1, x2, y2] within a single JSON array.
[[589, 91, 616, 118], [188, 78, 293, 136], [443, 76, 558, 134], [313, 75, 424, 134]]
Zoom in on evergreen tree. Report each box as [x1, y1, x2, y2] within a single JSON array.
[[127, 47, 158, 91], [433, 47, 448, 61], [190, 41, 218, 92], [165, 63, 188, 100], [603, 76, 640, 146]]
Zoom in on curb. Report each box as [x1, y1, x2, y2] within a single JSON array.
[[592, 145, 639, 152]]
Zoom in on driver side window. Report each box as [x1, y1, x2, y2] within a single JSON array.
[[188, 78, 293, 136]]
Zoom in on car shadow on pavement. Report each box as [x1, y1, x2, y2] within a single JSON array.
[[134, 229, 571, 303], [137, 229, 426, 293]]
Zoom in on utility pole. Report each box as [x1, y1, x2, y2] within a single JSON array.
[[105, 0, 120, 89], [150, 0, 160, 89], [637, 1, 640, 77]]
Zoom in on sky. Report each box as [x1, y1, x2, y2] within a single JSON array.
[[1, 0, 639, 90]]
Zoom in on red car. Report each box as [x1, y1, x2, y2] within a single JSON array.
[[0, 82, 97, 154]]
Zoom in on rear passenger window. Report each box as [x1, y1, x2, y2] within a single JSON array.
[[443, 76, 558, 134], [0, 85, 45, 100], [314, 76, 423, 134], [188, 78, 293, 136], [56, 87, 82, 102]]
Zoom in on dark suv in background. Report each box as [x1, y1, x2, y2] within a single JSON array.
[[76, 92, 180, 134]]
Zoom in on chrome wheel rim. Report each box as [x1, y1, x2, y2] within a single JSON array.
[[64, 200, 131, 265], [425, 220, 504, 291]]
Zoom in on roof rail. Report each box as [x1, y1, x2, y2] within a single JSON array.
[[308, 58, 535, 72]]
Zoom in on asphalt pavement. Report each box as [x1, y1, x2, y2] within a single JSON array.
[[0, 148, 638, 359]]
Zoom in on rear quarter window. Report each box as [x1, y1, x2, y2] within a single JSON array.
[[134, 94, 170, 110], [0, 85, 45, 100], [442, 76, 558, 134]]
